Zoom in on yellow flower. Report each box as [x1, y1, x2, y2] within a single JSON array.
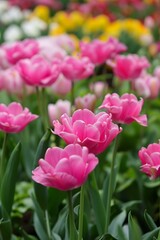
[[49, 23, 65, 36], [83, 14, 110, 34], [32, 5, 50, 22], [53, 11, 85, 32]]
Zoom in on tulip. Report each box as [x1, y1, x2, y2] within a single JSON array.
[[138, 143, 160, 179], [110, 54, 150, 81], [60, 56, 94, 82], [0, 102, 38, 133], [17, 55, 60, 87], [53, 109, 121, 155], [80, 37, 127, 65], [5, 39, 39, 65], [32, 144, 98, 191], [48, 100, 71, 123], [99, 93, 147, 126]]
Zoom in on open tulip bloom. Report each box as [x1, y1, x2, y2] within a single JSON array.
[[138, 143, 160, 179], [0, 102, 38, 133], [99, 93, 148, 126], [53, 108, 122, 155], [32, 144, 98, 191]]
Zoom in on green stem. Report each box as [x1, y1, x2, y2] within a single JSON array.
[[0, 132, 8, 190], [36, 87, 48, 130], [78, 185, 85, 240], [67, 191, 76, 240], [105, 134, 119, 233], [45, 209, 52, 240]]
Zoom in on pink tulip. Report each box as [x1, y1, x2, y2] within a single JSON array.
[[110, 54, 150, 80], [60, 56, 94, 82], [50, 74, 72, 96], [133, 73, 160, 99], [48, 100, 71, 124], [75, 94, 96, 111], [99, 93, 147, 126], [53, 109, 121, 155], [0, 102, 38, 133], [32, 144, 98, 191], [138, 143, 160, 179], [80, 38, 127, 65], [5, 39, 39, 65], [17, 55, 60, 87], [0, 67, 34, 97]]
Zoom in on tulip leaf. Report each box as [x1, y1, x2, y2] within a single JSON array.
[[128, 211, 142, 240], [0, 142, 21, 216], [108, 210, 126, 237], [142, 227, 160, 240], [144, 210, 157, 230], [33, 213, 48, 240], [89, 182, 106, 235], [0, 218, 12, 240], [33, 130, 51, 210], [95, 233, 118, 240]]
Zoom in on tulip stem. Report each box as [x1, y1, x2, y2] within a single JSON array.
[[45, 209, 52, 240], [78, 185, 85, 240], [0, 132, 8, 190], [67, 190, 76, 240], [105, 134, 119, 233], [36, 87, 48, 130]]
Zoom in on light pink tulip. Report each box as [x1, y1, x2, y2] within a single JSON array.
[[75, 94, 96, 111], [5, 39, 39, 65], [32, 144, 98, 191], [50, 74, 72, 96], [0, 67, 34, 97], [17, 55, 60, 87], [53, 109, 121, 155], [133, 73, 160, 99], [60, 56, 94, 81], [110, 54, 150, 80], [138, 143, 160, 179], [0, 102, 38, 133], [99, 93, 147, 126], [89, 81, 108, 98], [80, 38, 127, 65], [48, 100, 71, 124]]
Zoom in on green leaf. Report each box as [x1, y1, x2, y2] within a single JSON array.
[[0, 218, 12, 240], [95, 233, 118, 240], [0, 142, 21, 216], [33, 130, 51, 210], [20, 229, 38, 240], [89, 183, 106, 235], [142, 227, 160, 240], [108, 211, 126, 237], [33, 213, 48, 240], [31, 193, 47, 232], [144, 210, 157, 231], [128, 212, 142, 240]]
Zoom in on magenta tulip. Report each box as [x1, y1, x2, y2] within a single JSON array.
[[32, 144, 98, 191], [80, 37, 127, 65], [110, 54, 150, 80], [60, 56, 94, 81], [0, 102, 38, 133], [99, 93, 147, 126], [5, 39, 39, 65], [17, 55, 60, 87], [53, 109, 121, 155], [138, 143, 160, 179]]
